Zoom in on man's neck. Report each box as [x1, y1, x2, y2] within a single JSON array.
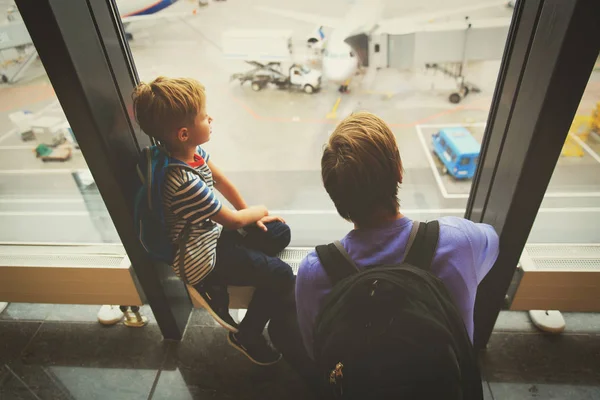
[[354, 210, 404, 230]]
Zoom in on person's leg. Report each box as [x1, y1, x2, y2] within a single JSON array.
[[213, 238, 294, 335], [210, 230, 294, 364], [190, 229, 240, 332], [235, 249, 293, 336], [240, 221, 291, 256]]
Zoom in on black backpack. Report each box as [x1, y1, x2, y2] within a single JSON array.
[[313, 221, 483, 400]]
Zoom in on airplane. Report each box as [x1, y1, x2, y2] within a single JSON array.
[[1, 0, 198, 83], [117, 0, 199, 39], [6, 0, 197, 39], [257, 0, 512, 101]]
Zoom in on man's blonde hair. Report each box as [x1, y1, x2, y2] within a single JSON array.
[[132, 76, 206, 141], [321, 112, 403, 225]]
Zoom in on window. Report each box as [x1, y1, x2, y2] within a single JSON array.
[[0, 10, 138, 312], [450, 150, 457, 162], [374, 44, 380, 53], [0, 30, 119, 244], [120, 0, 513, 244], [512, 74, 600, 315], [528, 77, 600, 245]]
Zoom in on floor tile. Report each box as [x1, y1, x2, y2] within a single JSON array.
[[493, 311, 536, 332], [0, 303, 54, 321], [0, 303, 158, 325], [0, 321, 41, 364], [0, 365, 39, 400], [187, 309, 222, 328], [561, 313, 600, 333], [494, 311, 600, 334], [155, 326, 314, 400], [10, 322, 169, 400], [8, 361, 159, 400], [483, 381, 494, 400], [45, 304, 103, 322], [488, 382, 600, 400], [481, 332, 600, 385]]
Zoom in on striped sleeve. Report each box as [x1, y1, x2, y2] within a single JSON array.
[[197, 146, 210, 162], [169, 172, 221, 223]]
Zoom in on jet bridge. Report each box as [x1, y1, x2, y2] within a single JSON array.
[[372, 17, 510, 103]]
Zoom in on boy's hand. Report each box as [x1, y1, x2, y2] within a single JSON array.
[[256, 215, 286, 232]]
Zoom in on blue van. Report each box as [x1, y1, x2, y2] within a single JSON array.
[[432, 127, 480, 179]]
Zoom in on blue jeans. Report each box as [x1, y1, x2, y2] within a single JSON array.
[[196, 221, 294, 336]]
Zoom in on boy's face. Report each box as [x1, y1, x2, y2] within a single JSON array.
[[179, 110, 212, 146]]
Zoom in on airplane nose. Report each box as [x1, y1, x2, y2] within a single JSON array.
[[323, 58, 356, 83]]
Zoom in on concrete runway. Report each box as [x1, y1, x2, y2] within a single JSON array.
[[0, 0, 598, 245]]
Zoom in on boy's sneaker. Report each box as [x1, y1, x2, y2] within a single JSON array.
[[227, 331, 282, 366], [191, 285, 239, 333]]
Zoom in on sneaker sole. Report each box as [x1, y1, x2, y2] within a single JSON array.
[[227, 334, 282, 366], [97, 316, 123, 325], [193, 290, 239, 333]]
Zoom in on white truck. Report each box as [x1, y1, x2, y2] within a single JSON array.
[[223, 29, 322, 94]]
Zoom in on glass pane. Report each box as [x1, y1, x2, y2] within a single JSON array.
[[529, 74, 600, 244], [122, 0, 514, 245], [515, 73, 599, 316], [0, 10, 120, 244]]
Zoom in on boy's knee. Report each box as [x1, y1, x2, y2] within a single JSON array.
[[264, 222, 291, 254]]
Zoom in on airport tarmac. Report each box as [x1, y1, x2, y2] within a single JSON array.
[[0, 0, 598, 246]]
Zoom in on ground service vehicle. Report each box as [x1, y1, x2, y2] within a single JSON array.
[[432, 127, 480, 179], [230, 61, 321, 94]]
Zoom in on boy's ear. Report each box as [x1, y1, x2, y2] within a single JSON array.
[[177, 127, 188, 142]]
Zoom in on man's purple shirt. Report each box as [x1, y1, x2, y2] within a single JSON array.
[[295, 216, 500, 358]]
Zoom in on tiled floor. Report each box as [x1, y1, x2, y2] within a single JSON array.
[[1, 304, 599, 399]]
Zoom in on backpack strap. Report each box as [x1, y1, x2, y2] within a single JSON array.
[[401, 221, 421, 262], [403, 220, 440, 271], [315, 241, 360, 286]]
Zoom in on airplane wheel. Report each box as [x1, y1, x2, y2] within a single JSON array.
[[251, 82, 262, 92], [304, 84, 314, 94], [449, 93, 462, 104], [1, 74, 8, 84]]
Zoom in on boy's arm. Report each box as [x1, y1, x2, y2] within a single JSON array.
[[211, 204, 268, 231], [169, 171, 266, 231], [208, 159, 285, 231], [208, 160, 247, 210]]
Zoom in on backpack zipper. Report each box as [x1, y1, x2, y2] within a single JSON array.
[[329, 362, 344, 396]]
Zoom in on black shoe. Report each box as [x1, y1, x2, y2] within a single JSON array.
[[194, 285, 239, 333], [227, 332, 282, 366]]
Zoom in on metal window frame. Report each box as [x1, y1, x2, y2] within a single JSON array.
[[14, 0, 600, 346], [15, 0, 192, 340], [466, 0, 600, 349]]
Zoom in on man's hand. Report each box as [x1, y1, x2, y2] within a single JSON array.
[[256, 215, 286, 232]]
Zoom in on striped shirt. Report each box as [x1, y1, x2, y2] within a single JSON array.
[[163, 146, 222, 285]]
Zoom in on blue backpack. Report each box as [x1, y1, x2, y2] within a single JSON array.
[[133, 146, 203, 268]]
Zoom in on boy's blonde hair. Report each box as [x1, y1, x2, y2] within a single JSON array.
[[132, 76, 206, 141], [321, 112, 403, 225]]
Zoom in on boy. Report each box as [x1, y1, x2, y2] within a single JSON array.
[[132, 76, 294, 365], [296, 111, 499, 362]]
